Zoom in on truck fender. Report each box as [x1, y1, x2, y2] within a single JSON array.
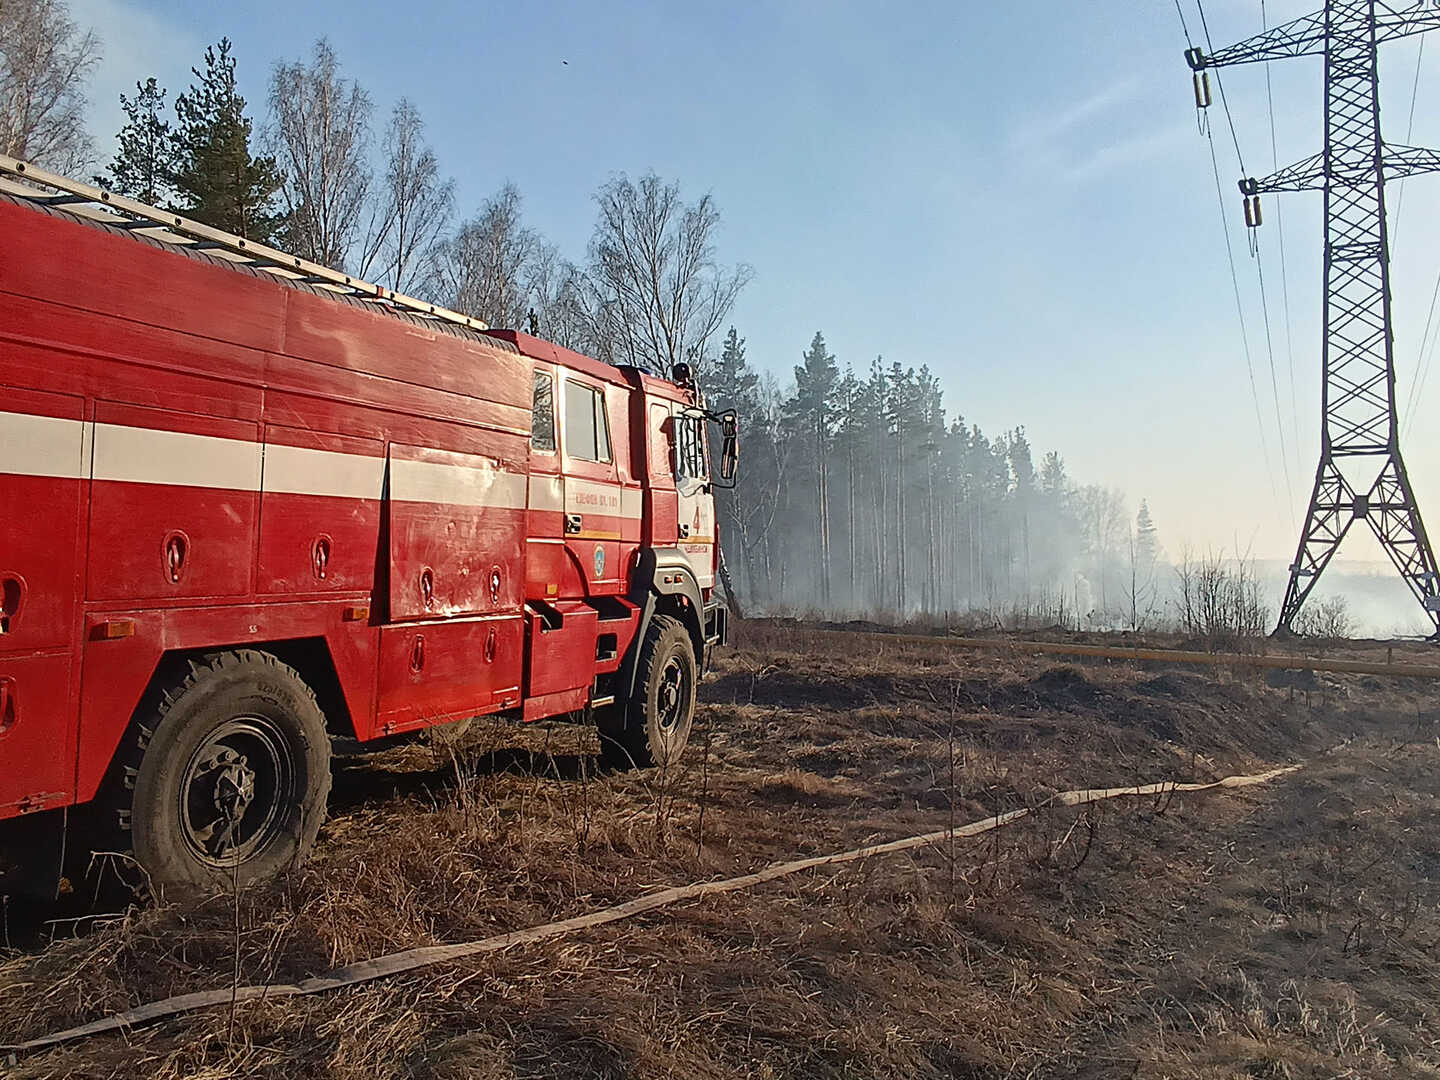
[[621, 548, 705, 702]]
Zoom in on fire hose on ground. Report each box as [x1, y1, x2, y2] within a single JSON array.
[[3, 764, 1299, 1057]]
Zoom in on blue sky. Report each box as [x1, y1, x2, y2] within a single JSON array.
[[68, 0, 1440, 595]]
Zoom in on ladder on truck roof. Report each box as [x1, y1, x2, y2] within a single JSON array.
[[0, 153, 492, 334]]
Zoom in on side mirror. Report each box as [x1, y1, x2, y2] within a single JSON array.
[[719, 413, 739, 483]]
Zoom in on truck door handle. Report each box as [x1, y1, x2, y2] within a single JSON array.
[[679, 523, 691, 539], [0, 576, 21, 634], [0, 677, 14, 734], [565, 514, 583, 535]]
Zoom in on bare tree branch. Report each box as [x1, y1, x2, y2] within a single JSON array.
[[443, 183, 539, 329], [586, 173, 753, 376], [0, 0, 99, 172], [267, 39, 372, 269], [357, 98, 453, 298]]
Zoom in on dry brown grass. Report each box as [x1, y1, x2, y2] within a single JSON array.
[[3, 620, 1439, 1077]]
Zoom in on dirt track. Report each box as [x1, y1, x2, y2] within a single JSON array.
[[2, 622, 1439, 1078]]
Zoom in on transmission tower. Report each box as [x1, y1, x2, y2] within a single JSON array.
[[1186, 1, 1440, 636]]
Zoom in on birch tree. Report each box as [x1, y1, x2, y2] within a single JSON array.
[[585, 172, 752, 374], [525, 242, 590, 349], [359, 98, 452, 298], [0, 0, 98, 171], [268, 39, 373, 269], [445, 183, 538, 328]]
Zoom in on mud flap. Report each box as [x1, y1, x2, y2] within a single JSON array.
[[0, 807, 67, 901]]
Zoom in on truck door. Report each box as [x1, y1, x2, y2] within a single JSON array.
[[0, 388, 86, 816], [671, 406, 716, 589], [559, 373, 622, 594]]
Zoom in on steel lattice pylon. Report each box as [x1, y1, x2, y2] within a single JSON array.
[[1187, 0, 1440, 636]]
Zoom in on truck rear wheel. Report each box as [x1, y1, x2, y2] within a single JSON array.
[[112, 650, 331, 897], [601, 614, 697, 770]]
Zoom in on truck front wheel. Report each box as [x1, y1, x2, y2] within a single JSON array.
[[112, 650, 331, 897], [601, 614, 697, 770]]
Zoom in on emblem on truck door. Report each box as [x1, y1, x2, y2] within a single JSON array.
[[593, 545, 606, 578]]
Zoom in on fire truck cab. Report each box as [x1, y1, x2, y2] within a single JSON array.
[[0, 156, 735, 895]]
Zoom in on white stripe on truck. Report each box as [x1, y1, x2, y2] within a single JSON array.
[[263, 443, 386, 501], [93, 422, 263, 491], [0, 411, 88, 480], [390, 452, 529, 510], [0, 410, 647, 517]]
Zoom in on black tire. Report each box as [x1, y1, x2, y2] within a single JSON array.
[[600, 614, 697, 770], [109, 650, 331, 897]]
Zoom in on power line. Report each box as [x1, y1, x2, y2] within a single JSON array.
[[1206, 125, 1281, 504], [1173, 0, 1196, 48], [1255, 246, 1296, 523], [1405, 267, 1440, 435], [1398, 38, 1433, 434], [1391, 37, 1425, 254], [1185, 0, 1282, 510], [1262, 0, 1301, 482], [1197, 0, 1248, 174]]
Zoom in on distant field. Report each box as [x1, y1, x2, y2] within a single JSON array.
[[4, 621, 1439, 1078]]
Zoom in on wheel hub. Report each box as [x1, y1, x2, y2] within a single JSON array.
[[213, 755, 255, 818], [657, 655, 689, 734], [179, 717, 293, 867]]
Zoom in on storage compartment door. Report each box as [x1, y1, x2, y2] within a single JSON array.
[[385, 444, 526, 621], [0, 388, 86, 650], [88, 403, 260, 601], [375, 616, 523, 734], [258, 428, 384, 596], [0, 653, 76, 818], [525, 603, 598, 698]]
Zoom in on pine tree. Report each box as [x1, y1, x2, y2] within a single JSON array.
[[702, 327, 771, 602], [1128, 499, 1162, 631], [1007, 426, 1035, 599], [1135, 499, 1160, 568], [859, 358, 890, 607], [1039, 451, 1068, 496], [885, 361, 917, 610], [100, 78, 172, 205], [706, 327, 761, 416], [834, 366, 860, 606], [171, 40, 281, 241], [783, 332, 840, 605]]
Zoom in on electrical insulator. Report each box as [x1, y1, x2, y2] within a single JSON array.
[[1243, 194, 1263, 228], [1192, 71, 1212, 109]]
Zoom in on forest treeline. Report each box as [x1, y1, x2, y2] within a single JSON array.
[[3, 0, 1180, 626], [703, 329, 1165, 621]]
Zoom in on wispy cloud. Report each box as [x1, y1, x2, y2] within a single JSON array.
[[1007, 77, 1190, 185], [1057, 122, 1194, 184], [1007, 78, 1143, 153]]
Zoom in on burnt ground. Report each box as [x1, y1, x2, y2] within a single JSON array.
[[2, 621, 1440, 1078]]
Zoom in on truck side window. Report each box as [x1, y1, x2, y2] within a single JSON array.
[[675, 415, 707, 481], [532, 371, 556, 452], [564, 380, 611, 462]]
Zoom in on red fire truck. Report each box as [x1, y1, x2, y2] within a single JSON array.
[[0, 156, 735, 895]]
